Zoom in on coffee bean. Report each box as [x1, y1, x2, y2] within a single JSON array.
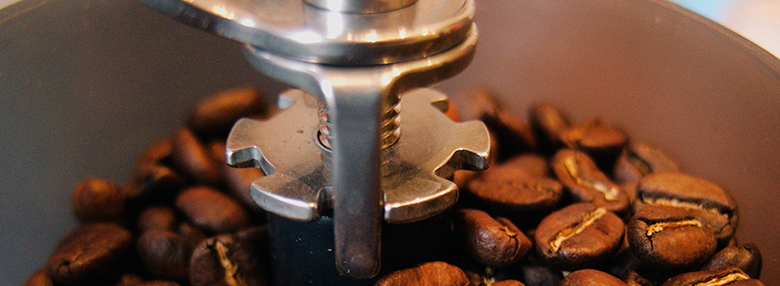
[[175, 186, 250, 234], [661, 267, 764, 286], [560, 119, 628, 169], [492, 280, 525, 286], [501, 153, 551, 178], [482, 107, 538, 159], [187, 86, 268, 139], [374, 261, 470, 286], [114, 273, 145, 286], [454, 209, 531, 267], [189, 226, 271, 286], [534, 203, 625, 270], [552, 149, 630, 216], [529, 102, 571, 154], [613, 142, 681, 184], [634, 172, 738, 245], [466, 162, 562, 221], [138, 206, 178, 233], [171, 128, 222, 186], [627, 205, 717, 272], [559, 269, 627, 286], [624, 270, 655, 286], [23, 268, 53, 286], [47, 223, 133, 286], [137, 229, 192, 283], [700, 244, 762, 279], [126, 162, 186, 203], [71, 178, 126, 224]]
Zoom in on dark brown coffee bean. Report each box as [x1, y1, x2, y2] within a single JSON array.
[[138, 138, 174, 166], [137, 229, 191, 283], [552, 149, 630, 216], [190, 226, 270, 286], [23, 268, 54, 286], [492, 280, 525, 286], [177, 222, 208, 253], [175, 186, 250, 234], [613, 142, 681, 184], [502, 153, 551, 178], [661, 267, 764, 286], [114, 273, 145, 286], [529, 102, 571, 154], [514, 256, 564, 286], [47, 223, 133, 286], [375, 261, 470, 286], [625, 270, 655, 286], [534, 203, 625, 270], [482, 107, 538, 159], [635, 172, 738, 245], [466, 162, 562, 220], [71, 178, 126, 224], [559, 269, 628, 286], [171, 128, 222, 185], [700, 244, 762, 279], [454, 209, 531, 267], [126, 162, 186, 203], [187, 86, 268, 139], [560, 119, 629, 168], [627, 205, 717, 272], [138, 206, 178, 233]]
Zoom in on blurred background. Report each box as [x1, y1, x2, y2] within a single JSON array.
[[1, 0, 778, 285]]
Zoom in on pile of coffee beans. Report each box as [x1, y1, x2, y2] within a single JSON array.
[[25, 87, 763, 286]]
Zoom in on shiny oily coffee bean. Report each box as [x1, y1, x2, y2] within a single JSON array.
[[71, 178, 125, 224], [466, 163, 562, 220], [627, 205, 717, 272], [170, 128, 222, 186], [551, 149, 630, 216], [529, 102, 571, 154], [534, 203, 624, 270], [559, 269, 627, 286], [661, 267, 764, 286], [700, 244, 762, 279], [635, 171, 738, 245], [613, 142, 681, 184], [375, 261, 470, 286], [189, 226, 271, 286], [187, 86, 268, 139], [175, 186, 250, 234], [137, 229, 193, 283], [454, 209, 532, 267], [559, 119, 629, 168], [47, 223, 133, 286]]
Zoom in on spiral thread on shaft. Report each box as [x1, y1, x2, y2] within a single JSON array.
[[317, 99, 401, 151]]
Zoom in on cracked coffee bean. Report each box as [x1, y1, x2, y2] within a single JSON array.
[[661, 267, 764, 286], [559, 269, 627, 286], [189, 226, 270, 286], [47, 223, 133, 286], [634, 172, 738, 245], [613, 142, 681, 184], [71, 178, 126, 224], [700, 244, 762, 279], [627, 205, 717, 272], [375, 261, 470, 286], [454, 209, 531, 267], [175, 186, 250, 234], [552, 149, 630, 216], [534, 202, 624, 270]]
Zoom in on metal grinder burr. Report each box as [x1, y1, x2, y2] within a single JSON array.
[[137, 0, 491, 284]]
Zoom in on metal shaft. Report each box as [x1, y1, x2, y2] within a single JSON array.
[[304, 0, 417, 13]]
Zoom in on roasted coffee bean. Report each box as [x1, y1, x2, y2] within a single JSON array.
[[559, 269, 628, 286], [627, 205, 717, 272], [126, 162, 186, 203], [187, 86, 268, 139], [529, 102, 571, 154], [514, 256, 564, 286], [613, 142, 681, 184], [560, 119, 629, 169], [71, 178, 126, 224], [502, 153, 551, 178], [466, 162, 563, 221], [190, 226, 270, 286], [137, 229, 192, 283], [175, 186, 250, 234], [178, 222, 208, 253], [552, 149, 630, 216], [454, 209, 531, 267], [625, 270, 655, 286], [661, 267, 764, 286], [635, 172, 738, 245], [23, 268, 54, 286], [138, 138, 175, 166], [482, 107, 538, 159], [700, 244, 761, 279], [492, 280, 525, 286], [374, 261, 470, 286], [115, 273, 145, 286], [47, 223, 133, 286], [171, 128, 222, 185], [137, 206, 178, 233], [534, 203, 624, 270]]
